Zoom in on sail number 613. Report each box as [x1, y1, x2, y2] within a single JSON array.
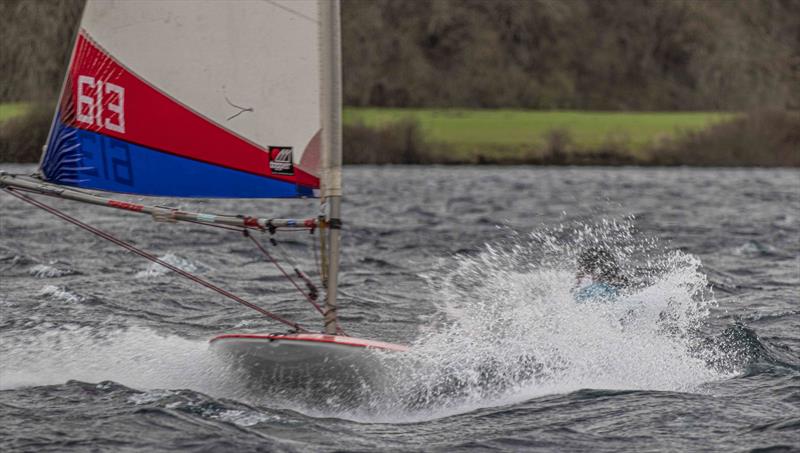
[[76, 75, 125, 134]]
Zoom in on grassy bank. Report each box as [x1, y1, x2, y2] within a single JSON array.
[[344, 108, 736, 163], [344, 108, 798, 166], [345, 108, 734, 150], [0, 102, 30, 122], [2, 104, 796, 166], [0, 102, 53, 162]]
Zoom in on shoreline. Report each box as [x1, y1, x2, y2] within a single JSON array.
[[1, 106, 797, 167]]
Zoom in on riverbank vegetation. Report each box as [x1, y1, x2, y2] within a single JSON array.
[[1, 104, 797, 167], [343, 109, 798, 166], [0, 0, 797, 166], [344, 109, 734, 162]]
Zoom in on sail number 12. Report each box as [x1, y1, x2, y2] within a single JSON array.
[[76, 75, 125, 134]]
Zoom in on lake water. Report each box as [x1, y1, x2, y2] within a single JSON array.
[[1, 165, 798, 451]]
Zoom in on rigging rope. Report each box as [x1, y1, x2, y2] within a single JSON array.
[[244, 231, 347, 336], [168, 218, 344, 334], [269, 236, 320, 300], [4, 187, 309, 333], [244, 230, 324, 315]]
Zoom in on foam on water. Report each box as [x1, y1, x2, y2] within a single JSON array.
[[36, 285, 85, 304], [29, 264, 74, 278], [1, 218, 742, 423], [351, 218, 737, 421], [134, 253, 205, 279], [0, 326, 245, 398]]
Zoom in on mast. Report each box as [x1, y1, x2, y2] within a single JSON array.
[[320, 0, 343, 335], [4, 1, 344, 335]]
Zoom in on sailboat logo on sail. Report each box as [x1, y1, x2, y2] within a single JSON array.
[[269, 147, 294, 175]]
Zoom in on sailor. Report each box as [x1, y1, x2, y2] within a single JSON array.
[[573, 246, 628, 302]]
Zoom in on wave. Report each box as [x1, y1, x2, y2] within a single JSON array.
[[0, 218, 765, 423], [350, 218, 748, 421], [133, 253, 208, 279]]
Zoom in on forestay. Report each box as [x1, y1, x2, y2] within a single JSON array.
[[41, 0, 322, 198]]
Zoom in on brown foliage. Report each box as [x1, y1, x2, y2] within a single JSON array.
[[0, 0, 797, 166], [651, 110, 800, 167], [342, 0, 800, 111], [343, 120, 430, 164], [1, 0, 797, 111], [0, 0, 85, 102], [3, 109, 797, 166]]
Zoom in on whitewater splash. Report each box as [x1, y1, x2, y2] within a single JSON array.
[[0, 218, 743, 422], [0, 327, 235, 393], [134, 253, 206, 279], [356, 217, 737, 420]]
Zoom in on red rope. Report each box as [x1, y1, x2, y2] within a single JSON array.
[[4, 188, 308, 333], [246, 232, 324, 315], [115, 217, 344, 334], [184, 219, 345, 334], [245, 232, 347, 336]]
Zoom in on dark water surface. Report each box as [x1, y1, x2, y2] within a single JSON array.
[[1, 165, 798, 452]]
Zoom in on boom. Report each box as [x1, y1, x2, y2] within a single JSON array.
[[0, 173, 317, 232]]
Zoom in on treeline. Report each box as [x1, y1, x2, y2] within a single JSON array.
[[2, 0, 798, 110], [343, 0, 799, 110], [1, 0, 798, 165], [0, 0, 83, 103]]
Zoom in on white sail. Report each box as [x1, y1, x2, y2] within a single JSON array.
[[1, 0, 411, 365], [12, 0, 346, 334], [41, 0, 324, 197]]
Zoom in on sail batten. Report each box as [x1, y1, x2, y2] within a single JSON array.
[[40, 0, 323, 199]]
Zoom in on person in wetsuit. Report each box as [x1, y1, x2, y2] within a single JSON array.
[[573, 247, 628, 302]]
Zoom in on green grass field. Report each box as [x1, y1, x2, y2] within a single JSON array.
[[344, 108, 736, 159], [0, 103, 735, 162], [0, 102, 30, 123], [1, 103, 730, 151]]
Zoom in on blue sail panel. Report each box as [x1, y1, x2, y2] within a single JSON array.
[[41, 118, 313, 198]]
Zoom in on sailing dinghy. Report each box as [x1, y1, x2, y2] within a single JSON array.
[[0, 0, 407, 383]]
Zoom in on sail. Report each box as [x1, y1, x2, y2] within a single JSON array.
[[40, 0, 322, 198]]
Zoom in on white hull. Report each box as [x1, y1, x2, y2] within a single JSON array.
[[210, 333, 407, 387]]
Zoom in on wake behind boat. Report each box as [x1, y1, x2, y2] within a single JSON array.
[[0, 0, 407, 385]]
